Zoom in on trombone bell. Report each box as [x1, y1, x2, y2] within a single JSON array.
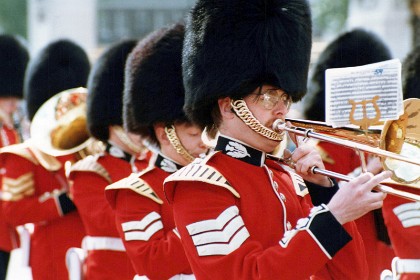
[[380, 99, 420, 184]]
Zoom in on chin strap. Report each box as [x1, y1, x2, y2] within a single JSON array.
[[230, 99, 284, 141], [164, 125, 195, 163], [112, 126, 145, 155]]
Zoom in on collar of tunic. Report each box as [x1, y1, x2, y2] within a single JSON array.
[[215, 135, 266, 167]]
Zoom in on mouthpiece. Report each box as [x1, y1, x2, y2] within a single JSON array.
[[272, 119, 286, 132]]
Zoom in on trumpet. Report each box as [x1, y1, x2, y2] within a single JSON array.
[[271, 99, 420, 202]]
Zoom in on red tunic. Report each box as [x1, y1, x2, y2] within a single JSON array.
[[382, 182, 420, 280], [0, 123, 21, 252], [164, 136, 368, 280], [105, 153, 193, 279], [0, 143, 86, 280], [69, 147, 149, 280], [317, 141, 395, 280]]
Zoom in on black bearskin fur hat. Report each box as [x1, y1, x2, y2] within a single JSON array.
[[182, 0, 312, 128], [24, 39, 90, 121], [402, 45, 420, 99], [87, 39, 137, 141], [305, 28, 392, 121], [0, 34, 29, 98], [124, 23, 186, 139]]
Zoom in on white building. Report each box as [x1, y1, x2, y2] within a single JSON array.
[[346, 0, 412, 61], [27, 0, 195, 60]]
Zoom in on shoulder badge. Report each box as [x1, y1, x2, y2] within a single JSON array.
[[106, 168, 163, 204], [279, 164, 309, 197], [69, 155, 111, 183], [164, 153, 240, 198], [1, 172, 35, 201]]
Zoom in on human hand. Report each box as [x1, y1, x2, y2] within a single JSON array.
[[284, 144, 331, 187], [327, 171, 391, 224], [366, 155, 383, 175]]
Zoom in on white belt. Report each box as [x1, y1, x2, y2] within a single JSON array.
[[392, 258, 420, 277], [134, 274, 195, 280], [82, 236, 125, 252]]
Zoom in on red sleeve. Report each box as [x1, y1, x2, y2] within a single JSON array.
[[112, 188, 191, 279], [383, 195, 420, 257], [1, 154, 63, 226], [171, 180, 360, 280], [70, 171, 116, 234]]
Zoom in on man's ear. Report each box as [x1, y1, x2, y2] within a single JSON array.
[[218, 97, 235, 119], [153, 123, 170, 145]]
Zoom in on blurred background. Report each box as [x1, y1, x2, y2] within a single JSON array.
[[0, 0, 418, 63]]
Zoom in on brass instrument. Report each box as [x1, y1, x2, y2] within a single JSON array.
[[30, 87, 100, 158], [272, 99, 420, 202]]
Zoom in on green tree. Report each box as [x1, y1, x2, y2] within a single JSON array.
[[0, 0, 27, 38], [311, 0, 349, 38]]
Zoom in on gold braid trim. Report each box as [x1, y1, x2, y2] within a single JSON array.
[[231, 99, 284, 141], [164, 125, 195, 163]]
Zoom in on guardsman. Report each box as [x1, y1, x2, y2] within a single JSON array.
[[380, 45, 420, 280], [163, 1, 392, 279], [0, 39, 89, 280], [0, 34, 29, 280], [304, 28, 396, 280], [68, 39, 149, 280], [105, 23, 207, 279]]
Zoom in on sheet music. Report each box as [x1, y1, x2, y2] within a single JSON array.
[[325, 59, 403, 128]]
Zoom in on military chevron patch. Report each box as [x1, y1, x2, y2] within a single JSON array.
[[186, 206, 249, 256], [2, 173, 35, 201]]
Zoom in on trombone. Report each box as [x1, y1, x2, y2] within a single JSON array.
[[271, 99, 420, 202]]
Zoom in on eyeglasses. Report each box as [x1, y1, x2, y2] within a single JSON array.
[[256, 89, 292, 110]]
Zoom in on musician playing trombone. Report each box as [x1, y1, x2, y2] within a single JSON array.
[[163, 0, 392, 279], [304, 29, 396, 280], [380, 45, 420, 280]]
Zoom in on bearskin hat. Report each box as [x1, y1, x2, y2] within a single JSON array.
[[402, 45, 420, 100], [124, 23, 186, 137], [182, 0, 312, 128], [24, 39, 90, 121], [87, 39, 137, 141], [305, 28, 392, 121], [0, 34, 29, 98]]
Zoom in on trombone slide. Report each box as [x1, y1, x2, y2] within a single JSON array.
[[308, 166, 420, 202]]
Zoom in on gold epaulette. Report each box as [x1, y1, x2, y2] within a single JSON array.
[[69, 155, 112, 183], [0, 143, 38, 165], [106, 168, 163, 204], [1, 172, 35, 201], [0, 142, 62, 171], [29, 144, 62, 171], [315, 145, 335, 165], [164, 153, 240, 198]]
